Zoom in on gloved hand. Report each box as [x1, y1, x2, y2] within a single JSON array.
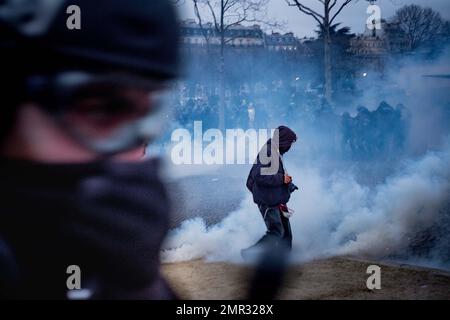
[[288, 182, 299, 194]]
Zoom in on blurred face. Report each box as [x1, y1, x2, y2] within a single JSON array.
[[62, 85, 153, 142], [279, 143, 293, 154], [1, 85, 160, 163], [279, 140, 297, 155]]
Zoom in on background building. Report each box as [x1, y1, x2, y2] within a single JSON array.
[[349, 19, 408, 71], [180, 19, 264, 47]]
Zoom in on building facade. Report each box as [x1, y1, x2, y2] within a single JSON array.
[[264, 32, 301, 51], [179, 20, 303, 51], [349, 19, 408, 70], [180, 19, 264, 47]]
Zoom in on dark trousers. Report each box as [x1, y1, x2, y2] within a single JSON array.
[[255, 204, 292, 250]]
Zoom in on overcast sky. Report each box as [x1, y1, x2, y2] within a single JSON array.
[[179, 0, 450, 37]]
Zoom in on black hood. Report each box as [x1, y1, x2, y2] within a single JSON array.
[[275, 126, 297, 154]]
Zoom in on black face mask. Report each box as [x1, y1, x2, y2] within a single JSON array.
[[279, 144, 291, 155], [0, 158, 171, 298]]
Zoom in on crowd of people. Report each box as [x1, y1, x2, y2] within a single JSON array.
[[341, 102, 408, 160], [170, 81, 409, 161], [172, 79, 319, 130]]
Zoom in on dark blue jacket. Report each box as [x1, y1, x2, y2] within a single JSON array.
[[246, 142, 291, 206]]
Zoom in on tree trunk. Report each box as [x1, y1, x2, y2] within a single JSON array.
[[219, 39, 225, 131], [218, 1, 225, 131], [324, 20, 332, 104]]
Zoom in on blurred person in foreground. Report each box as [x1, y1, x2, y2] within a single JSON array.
[[0, 0, 179, 299], [243, 126, 298, 259]]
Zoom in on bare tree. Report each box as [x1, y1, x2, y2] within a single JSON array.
[[192, 0, 214, 50], [285, 0, 353, 104], [191, 0, 271, 129], [393, 4, 444, 51]]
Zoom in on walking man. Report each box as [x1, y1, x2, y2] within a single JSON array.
[[243, 126, 298, 258]]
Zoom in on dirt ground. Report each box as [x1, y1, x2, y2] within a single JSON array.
[[161, 257, 450, 300]]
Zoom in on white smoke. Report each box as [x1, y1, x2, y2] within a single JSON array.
[[162, 140, 450, 267], [161, 45, 450, 269], [161, 197, 265, 263]]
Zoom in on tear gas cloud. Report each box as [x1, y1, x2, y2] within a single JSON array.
[[163, 144, 450, 268], [160, 44, 450, 270]]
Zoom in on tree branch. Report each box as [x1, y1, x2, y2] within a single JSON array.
[[285, 0, 325, 28], [330, 0, 352, 25]]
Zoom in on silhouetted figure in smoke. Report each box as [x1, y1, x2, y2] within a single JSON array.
[[247, 103, 256, 129], [243, 126, 298, 259], [341, 102, 408, 160], [373, 101, 397, 155], [354, 106, 373, 158], [238, 99, 249, 129], [341, 112, 354, 153]]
